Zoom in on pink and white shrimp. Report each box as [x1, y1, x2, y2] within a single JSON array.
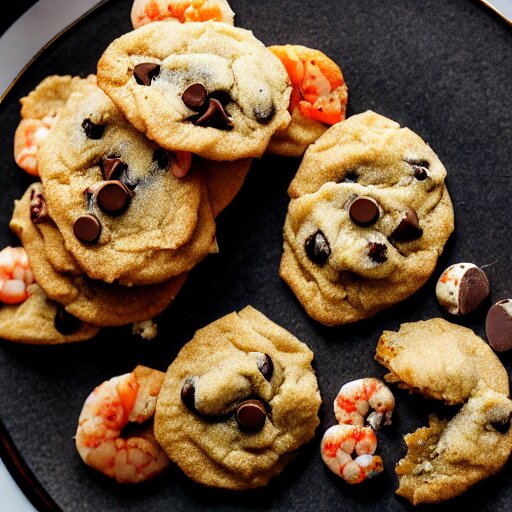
[[0, 247, 35, 305], [13, 115, 56, 176], [334, 378, 395, 430], [131, 0, 235, 29], [321, 424, 383, 484], [75, 366, 169, 483]]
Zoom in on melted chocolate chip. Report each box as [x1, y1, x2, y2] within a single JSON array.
[[305, 230, 331, 264], [391, 208, 423, 241], [73, 214, 101, 244], [255, 354, 274, 381], [99, 156, 127, 181], [349, 196, 380, 227], [236, 399, 267, 431], [82, 118, 105, 139], [153, 148, 170, 170], [54, 307, 80, 335], [253, 103, 275, 124], [193, 98, 234, 130], [491, 412, 512, 434], [368, 242, 388, 264], [29, 188, 48, 223], [182, 83, 208, 111], [94, 181, 131, 214], [181, 377, 197, 411], [406, 159, 430, 180], [133, 63, 160, 86]]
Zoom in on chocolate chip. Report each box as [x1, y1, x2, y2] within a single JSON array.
[[153, 148, 170, 170], [349, 196, 380, 226], [94, 181, 131, 214], [486, 299, 512, 352], [133, 63, 160, 86], [182, 83, 208, 111], [54, 307, 80, 335], [458, 266, 490, 315], [192, 98, 234, 130], [305, 230, 331, 264], [253, 103, 275, 124], [73, 214, 101, 244], [29, 187, 48, 223], [255, 353, 274, 381], [368, 242, 388, 264], [81, 118, 105, 139], [181, 377, 197, 411], [406, 159, 430, 181], [236, 399, 267, 431], [99, 156, 127, 181], [491, 412, 512, 434], [391, 208, 423, 241]]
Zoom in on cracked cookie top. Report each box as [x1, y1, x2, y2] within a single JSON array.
[[97, 21, 291, 161], [280, 111, 455, 325], [154, 306, 321, 490]]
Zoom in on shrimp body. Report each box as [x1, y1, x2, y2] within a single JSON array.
[[269, 45, 348, 126], [321, 424, 383, 484], [0, 247, 34, 305], [13, 116, 55, 176], [131, 0, 235, 29], [334, 377, 395, 430], [76, 366, 169, 483]]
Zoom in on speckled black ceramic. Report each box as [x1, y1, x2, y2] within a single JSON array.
[[0, 0, 511, 510]]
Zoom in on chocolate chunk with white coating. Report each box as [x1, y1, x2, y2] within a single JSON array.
[[436, 263, 489, 315], [486, 299, 512, 352]]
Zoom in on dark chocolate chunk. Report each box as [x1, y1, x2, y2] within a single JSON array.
[[29, 187, 48, 223], [368, 242, 388, 264], [406, 159, 430, 181], [236, 399, 267, 431], [153, 148, 170, 170], [182, 83, 208, 111], [54, 307, 80, 335], [391, 208, 423, 241], [253, 103, 275, 124], [81, 118, 105, 139], [209, 90, 232, 106], [94, 181, 131, 214], [99, 156, 127, 181], [181, 377, 197, 411], [305, 230, 331, 264], [193, 98, 234, 130], [255, 353, 274, 381], [458, 266, 490, 315], [73, 214, 101, 244], [349, 196, 380, 226], [486, 299, 512, 352], [491, 412, 512, 434], [133, 63, 160, 86]]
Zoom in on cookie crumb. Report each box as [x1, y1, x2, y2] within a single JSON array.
[[132, 319, 158, 340]]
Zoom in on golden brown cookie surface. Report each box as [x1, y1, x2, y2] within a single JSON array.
[[97, 21, 291, 161], [280, 111, 454, 325], [154, 306, 321, 489]]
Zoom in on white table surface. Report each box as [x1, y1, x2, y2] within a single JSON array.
[[0, 0, 509, 510]]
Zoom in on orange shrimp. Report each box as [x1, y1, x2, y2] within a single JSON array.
[[75, 366, 169, 483], [131, 0, 234, 29], [13, 115, 55, 176], [269, 45, 348, 126], [0, 247, 35, 305]]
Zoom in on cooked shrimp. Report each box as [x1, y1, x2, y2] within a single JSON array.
[[334, 378, 395, 430], [321, 424, 383, 484], [0, 247, 34, 305], [269, 45, 348, 126], [131, 0, 235, 29], [13, 115, 55, 176], [75, 366, 169, 483]]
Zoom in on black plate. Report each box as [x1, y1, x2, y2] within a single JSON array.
[[1, 0, 511, 510]]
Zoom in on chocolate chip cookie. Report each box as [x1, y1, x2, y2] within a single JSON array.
[[97, 21, 291, 160], [154, 306, 321, 489], [280, 111, 454, 325]]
